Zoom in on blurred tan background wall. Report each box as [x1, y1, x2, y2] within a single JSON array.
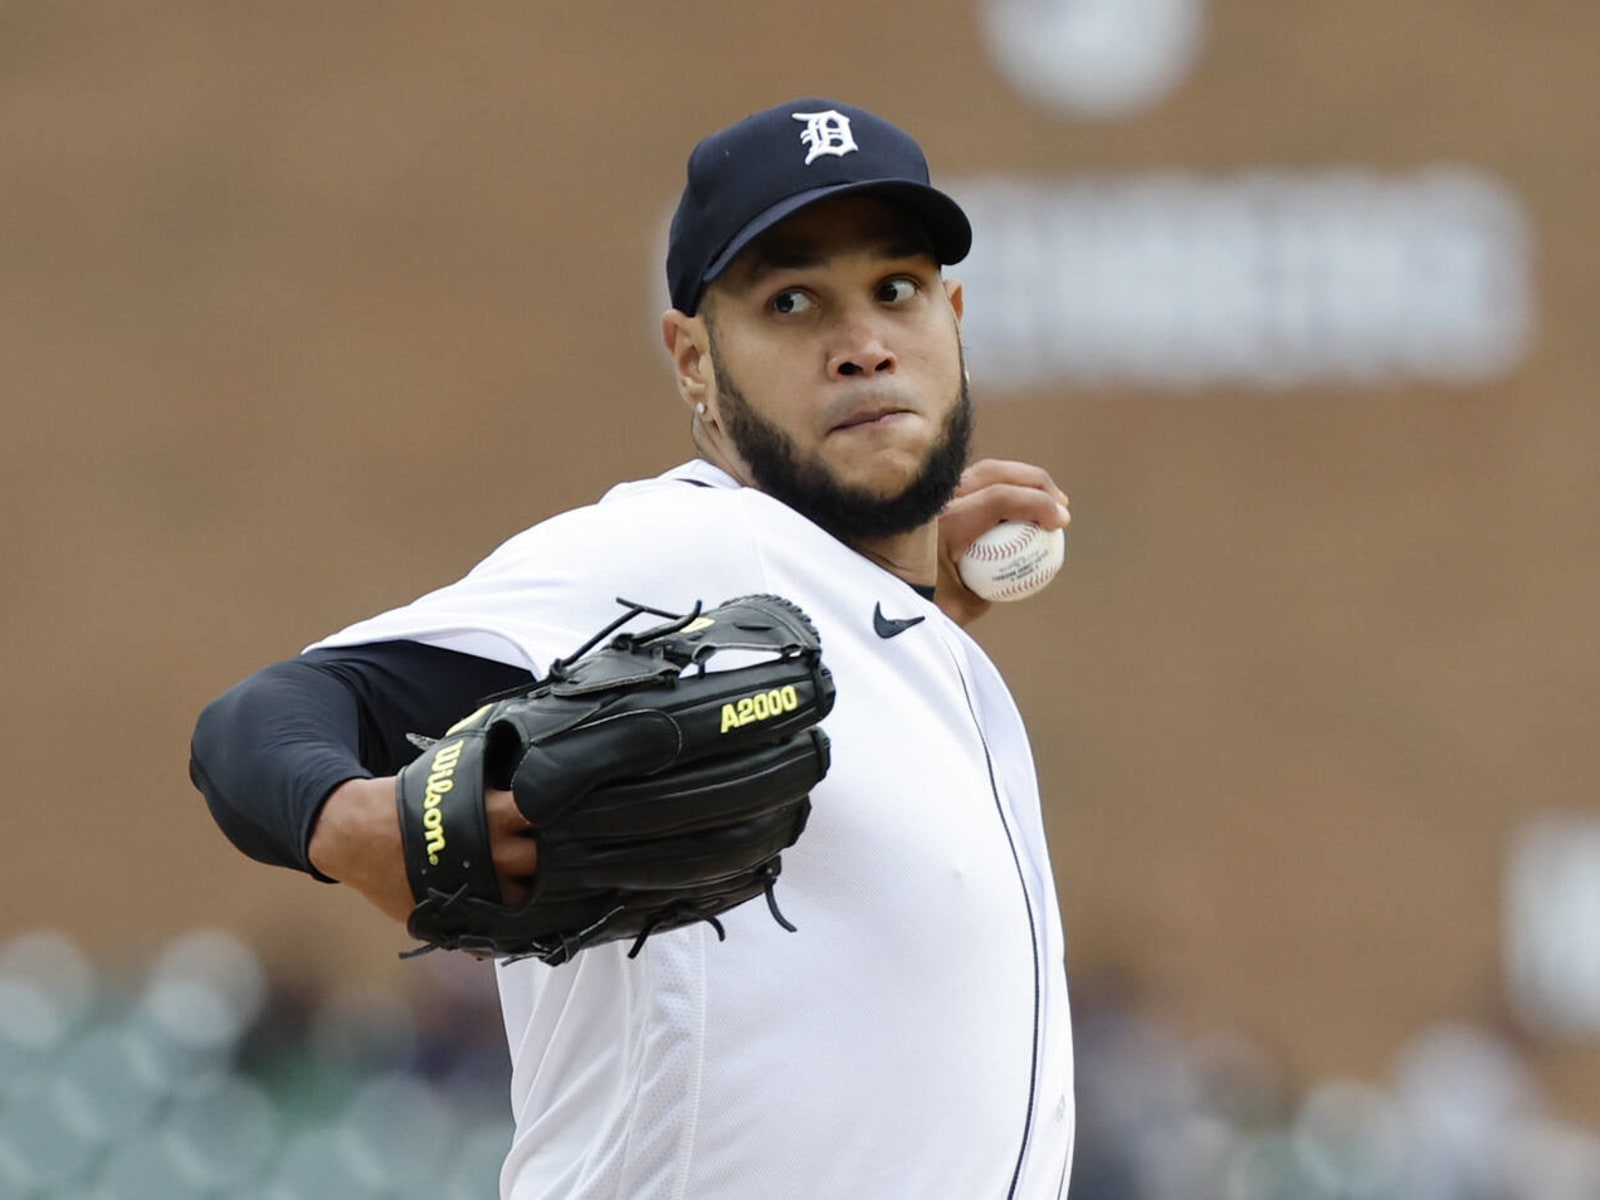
[[4, 0, 1596, 1127]]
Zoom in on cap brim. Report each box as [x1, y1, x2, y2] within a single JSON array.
[[700, 179, 972, 292]]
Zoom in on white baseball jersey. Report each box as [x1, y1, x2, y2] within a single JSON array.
[[315, 460, 1074, 1199]]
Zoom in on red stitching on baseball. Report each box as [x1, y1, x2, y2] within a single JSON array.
[[967, 527, 1037, 562]]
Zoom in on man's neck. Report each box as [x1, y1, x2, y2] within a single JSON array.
[[692, 440, 940, 589], [849, 524, 940, 591]]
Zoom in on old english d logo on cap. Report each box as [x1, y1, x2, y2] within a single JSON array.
[[792, 110, 859, 165], [665, 97, 973, 315]]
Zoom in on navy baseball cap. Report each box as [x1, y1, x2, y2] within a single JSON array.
[[666, 98, 972, 315]]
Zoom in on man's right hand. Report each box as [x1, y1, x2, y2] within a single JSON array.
[[309, 777, 538, 924]]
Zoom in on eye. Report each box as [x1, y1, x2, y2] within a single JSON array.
[[770, 289, 815, 316], [876, 277, 919, 304]]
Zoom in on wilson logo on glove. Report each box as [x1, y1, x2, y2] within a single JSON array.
[[419, 738, 465, 864], [394, 594, 835, 965]]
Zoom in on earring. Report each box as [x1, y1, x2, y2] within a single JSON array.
[[695, 402, 707, 415]]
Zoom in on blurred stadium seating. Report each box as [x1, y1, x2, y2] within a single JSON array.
[[0, 931, 511, 1200], [6, 928, 1599, 1199], [1068, 983, 1600, 1200]]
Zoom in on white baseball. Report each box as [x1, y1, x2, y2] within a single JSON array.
[[956, 521, 1066, 602]]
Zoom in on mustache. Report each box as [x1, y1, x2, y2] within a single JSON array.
[[818, 386, 922, 430]]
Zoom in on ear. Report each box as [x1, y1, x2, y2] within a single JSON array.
[[662, 310, 714, 412], [943, 277, 965, 323]]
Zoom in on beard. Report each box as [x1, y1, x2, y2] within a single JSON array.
[[710, 349, 974, 545]]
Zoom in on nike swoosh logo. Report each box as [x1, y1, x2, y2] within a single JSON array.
[[873, 603, 926, 639]]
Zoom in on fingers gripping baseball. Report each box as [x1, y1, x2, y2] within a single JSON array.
[[946, 460, 1070, 556], [937, 459, 1070, 623]]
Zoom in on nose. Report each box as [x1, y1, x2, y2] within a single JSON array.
[[827, 312, 896, 380]]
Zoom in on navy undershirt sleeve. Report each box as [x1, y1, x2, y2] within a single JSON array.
[[189, 641, 532, 880]]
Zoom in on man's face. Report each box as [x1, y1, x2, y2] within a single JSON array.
[[701, 194, 971, 543]]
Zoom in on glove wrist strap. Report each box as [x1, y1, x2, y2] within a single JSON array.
[[396, 733, 501, 903]]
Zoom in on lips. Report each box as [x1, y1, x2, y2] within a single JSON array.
[[831, 405, 911, 432]]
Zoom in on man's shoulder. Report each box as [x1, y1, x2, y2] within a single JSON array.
[[596, 460, 743, 513], [585, 460, 816, 543], [477, 462, 764, 575], [568, 461, 762, 539]]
